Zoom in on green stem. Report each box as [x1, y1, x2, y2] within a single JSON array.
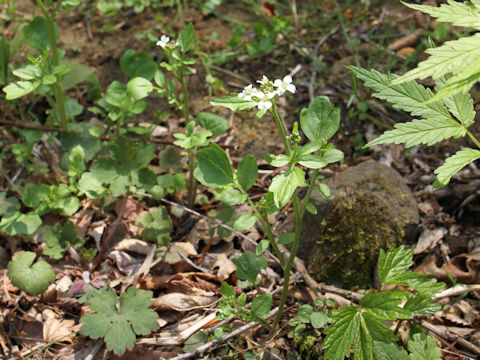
[[179, 64, 196, 208], [36, 0, 68, 131], [467, 130, 480, 149], [246, 195, 286, 268], [270, 105, 291, 156]]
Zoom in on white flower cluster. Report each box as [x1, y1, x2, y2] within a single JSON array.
[[238, 75, 296, 110], [156, 35, 179, 49]]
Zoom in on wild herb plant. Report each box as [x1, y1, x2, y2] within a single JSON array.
[[350, 0, 480, 188], [2, 0, 82, 130], [207, 75, 343, 331]]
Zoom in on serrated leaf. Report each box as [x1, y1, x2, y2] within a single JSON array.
[[436, 77, 475, 128], [194, 144, 234, 187], [378, 246, 414, 284], [360, 291, 411, 320], [237, 155, 258, 191], [348, 66, 452, 124], [7, 251, 55, 294], [178, 23, 196, 53], [268, 167, 306, 208], [404, 295, 441, 315], [210, 95, 258, 111], [323, 306, 358, 360], [434, 148, 480, 187], [393, 33, 480, 84], [387, 272, 444, 297], [365, 117, 466, 148], [300, 96, 340, 142], [80, 288, 158, 356], [354, 314, 374, 360], [404, 0, 480, 31], [373, 341, 409, 360], [408, 333, 442, 360], [233, 212, 257, 232]]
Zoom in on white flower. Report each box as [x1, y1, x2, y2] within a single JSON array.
[[265, 91, 276, 99], [274, 75, 296, 95], [257, 93, 273, 110], [156, 35, 170, 48], [257, 75, 271, 86], [238, 84, 259, 101]]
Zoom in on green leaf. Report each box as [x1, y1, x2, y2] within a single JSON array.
[[298, 149, 344, 169], [278, 232, 294, 245], [403, 0, 480, 30], [80, 288, 159, 356], [197, 112, 229, 136], [232, 251, 267, 284], [310, 311, 329, 329], [3, 80, 39, 100], [61, 61, 94, 91], [360, 291, 411, 320], [210, 95, 258, 111], [0, 212, 42, 235], [372, 341, 409, 360], [136, 206, 172, 245], [366, 117, 466, 148], [387, 272, 444, 297], [251, 293, 272, 320], [268, 167, 306, 208], [64, 98, 84, 120], [13, 65, 42, 80], [434, 148, 480, 187], [178, 23, 196, 53], [392, 33, 480, 84], [44, 222, 84, 260], [120, 50, 157, 80], [194, 144, 234, 187], [265, 154, 290, 167], [237, 155, 258, 191], [300, 96, 340, 142], [7, 251, 55, 294], [24, 16, 58, 51], [256, 240, 270, 255], [436, 77, 475, 128], [404, 295, 441, 315], [354, 314, 374, 360], [233, 212, 257, 232], [378, 246, 414, 285], [408, 333, 442, 360], [127, 77, 153, 100], [323, 306, 358, 360], [348, 66, 452, 123], [317, 183, 331, 198], [214, 188, 247, 206], [221, 281, 235, 298]]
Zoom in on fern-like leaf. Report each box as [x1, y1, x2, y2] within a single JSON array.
[[434, 148, 480, 187], [365, 117, 466, 147], [392, 33, 480, 84], [348, 66, 452, 122], [435, 77, 475, 127], [404, 0, 480, 30]]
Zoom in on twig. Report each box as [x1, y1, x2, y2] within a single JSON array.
[[210, 65, 252, 84], [169, 307, 279, 360]]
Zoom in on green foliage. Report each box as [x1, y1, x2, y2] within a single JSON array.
[[289, 301, 330, 335], [7, 251, 55, 294], [433, 148, 480, 187], [300, 96, 340, 142], [80, 287, 159, 356], [322, 246, 443, 360], [173, 121, 212, 150], [78, 136, 156, 198], [233, 212, 256, 232], [178, 23, 196, 53], [0, 193, 41, 236], [232, 251, 267, 285], [269, 167, 307, 208], [21, 183, 80, 216], [210, 95, 258, 111], [237, 155, 258, 191], [136, 206, 172, 245], [120, 49, 157, 80], [408, 333, 442, 360], [23, 16, 58, 51], [197, 112, 230, 136], [44, 221, 84, 259], [194, 144, 234, 187]]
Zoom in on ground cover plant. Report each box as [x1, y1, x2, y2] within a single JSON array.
[[1, 0, 480, 359]]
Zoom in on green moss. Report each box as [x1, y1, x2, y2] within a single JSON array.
[[294, 334, 321, 360], [307, 189, 404, 288]]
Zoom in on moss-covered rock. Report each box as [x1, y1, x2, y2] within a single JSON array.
[[298, 161, 419, 288]]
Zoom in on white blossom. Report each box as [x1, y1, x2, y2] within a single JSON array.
[[156, 35, 170, 48], [257, 75, 271, 86], [257, 93, 273, 110], [238, 84, 259, 101], [274, 75, 296, 95]]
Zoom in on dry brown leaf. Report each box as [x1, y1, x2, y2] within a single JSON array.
[[212, 253, 236, 281], [152, 293, 217, 311], [415, 227, 447, 254], [416, 252, 480, 284], [397, 47, 416, 58], [112, 238, 153, 255], [389, 29, 423, 51], [42, 309, 77, 343], [174, 242, 198, 256]]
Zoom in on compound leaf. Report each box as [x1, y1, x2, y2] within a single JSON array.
[[408, 333, 442, 360], [378, 246, 414, 285], [7, 251, 55, 294], [360, 291, 411, 320], [323, 306, 358, 360]]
